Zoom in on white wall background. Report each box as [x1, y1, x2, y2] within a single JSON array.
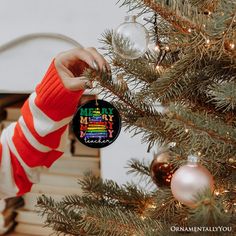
[[0, 0, 153, 184]]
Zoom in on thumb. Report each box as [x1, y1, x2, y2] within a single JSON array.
[[62, 76, 93, 91]]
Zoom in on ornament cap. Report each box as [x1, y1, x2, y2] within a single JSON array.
[[187, 154, 199, 166], [124, 15, 137, 22]]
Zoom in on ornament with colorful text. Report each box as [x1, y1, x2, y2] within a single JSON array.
[[72, 100, 121, 148]]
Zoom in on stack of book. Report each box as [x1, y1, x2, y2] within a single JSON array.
[[0, 94, 29, 134], [1, 94, 101, 236], [0, 197, 23, 235], [0, 94, 28, 235]]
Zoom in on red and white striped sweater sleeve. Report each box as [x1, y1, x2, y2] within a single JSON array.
[[0, 60, 84, 199]]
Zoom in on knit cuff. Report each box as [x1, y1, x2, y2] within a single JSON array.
[[34, 59, 85, 121]]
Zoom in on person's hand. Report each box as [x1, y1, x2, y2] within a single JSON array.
[[54, 47, 110, 91]]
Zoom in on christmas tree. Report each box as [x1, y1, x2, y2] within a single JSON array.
[[37, 1, 235, 235]]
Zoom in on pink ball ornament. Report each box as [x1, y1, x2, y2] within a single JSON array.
[[171, 155, 214, 207]]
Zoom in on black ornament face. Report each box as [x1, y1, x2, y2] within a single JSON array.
[[72, 99, 121, 148]]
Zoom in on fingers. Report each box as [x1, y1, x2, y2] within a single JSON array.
[[56, 47, 111, 73], [55, 47, 111, 91], [62, 76, 93, 91], [85, 47, 111, 73]]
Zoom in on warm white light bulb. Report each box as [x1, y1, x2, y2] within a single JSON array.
[[165, 45, 170, 51], [154, 45, 160, 51], [230, 43, 235, 50]]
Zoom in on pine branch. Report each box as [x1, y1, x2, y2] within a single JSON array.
[[143, 0, 236, 37], [83, 69, 158, 117], [119, 110, 171, 150], [149, 189, 181, 224], [209, 81, 236, 111], [111, 98, 236, 161], [148, 53, 200, 104], [188, 188, 232, 227], [119, 100, 236, 159], [201, 155, 235, 181], [112, 32, 142, 60], [148, 49, 236, 101], [81, 204, 162, 236], [37, 193, 162, 236], [79, 174, 155, 214], [100, 30, 159, 84], [189, 0, 219, 11], [164, 103, 236, 154], [37, 195, 86, 235], [120, 0, 209, 34], [126, 158, 151, 180], [112, 54, 159, 84]]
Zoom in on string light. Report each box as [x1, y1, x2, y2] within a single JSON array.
[[187, 28, 192, 33], [185, 128, 189, 133], [206, 39, 210, 44], [169, 142, 176, 147], [197, 151, 202, 156], [215, 191, 220, 196], [224, 41, 235, 52], [140, 215, 146, 220], [147, 204, 156, 209], [155, 45, 160, 51], [229, 43, 235, 50], [165, 45, 170, 51], [155, 65, 165, 74], [204, 11, 211, 16]]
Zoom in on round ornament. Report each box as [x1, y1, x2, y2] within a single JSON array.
[[171, 155, 214, 207], [72, 100, 121, 148], [224, 41, 235, 52], [112, 15, 149, 59], [150, 149, 175, 187]]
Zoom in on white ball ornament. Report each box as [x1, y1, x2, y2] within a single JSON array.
[[112, 15, 149, 59], [171, 155, 214, 207]]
